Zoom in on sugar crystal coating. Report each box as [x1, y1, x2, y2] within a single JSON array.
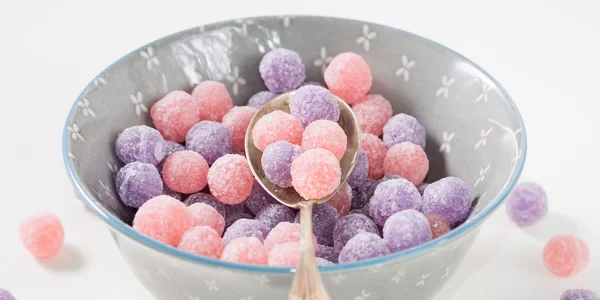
[[316, 244, 338, 263], [361, 133, 387, 180], [543, 235, 590, 277], [426, 214, 451, 239], [561, 289, 600, 300], [191, 81, 233, 122], [208, 154, 254, 205], [184, 193, 226, 216], [256, 204, 295, 230], [291, 148, 341, 200], [19, 212, 64, 259], [223, 219, 270, 246], [347, 149, 369, 188], [177, 226, 224, 259], [301, 120, 347, 160], [351, 179, 375, 210], [244, 180, 278, 215], [338, 232, 389, 263], [259, 48, 306, 93], [352, 94, 393, 136], [324, 52, 372, 104], [333, 214, 379, 254], [252, 111, 303, 151], [506, 182, 548, 227], [248, 91, 278, 108], [162, 150, 209, 194], [133, 195, 193, 246], [188, 203, 226, 236], [0, 288, 15, 300], [369, 178, 422, 227], [316, 257, 334, 266], [422, 177, 472, 226], [383, 209, 432, 253], [222, 106, 259, 153], [262, 141, 302, 188], [268, 242, 301, 267], [115, 125, 166, 166], [290, 85, 340, 127], [383, 113, 426, 149], [328, 183, 352, 216], [384, 142, 429, 186], [116, 162, 163, 208], [264, 222, 316, 252], [157, 141, 185, 173], [186, 121, 232, 165], [294, 203, 340, 246], [151, 90, 200, 142], [221, 237, 268, 265], [225, 212, 254, 229]]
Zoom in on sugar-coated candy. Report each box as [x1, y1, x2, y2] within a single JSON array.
[[422, 177, 472, 226], [347, 149, 368, 188], [333, 214, 379, 254], [162, 150, 209, 194], [417, 183, 429, 195], [208, 154, 254, 204], [222, 106, 259, 153], [328, 183, 352, 216], [184, 192, 226, 216], [157, 141, 185, 172], [191, 81, 233, 122], [506, 182, 548, 227], [225, 212, 254, 229], [268, 242, 301, 267], [324, 52, 372, 104], [300, 81, 323, 87], [383, 209, 432, 253], [369, 178, 422, 227], [262, 141, 302, 188], [0, 288, 15, 300], [19, 212, 64, 259], [177, 226, 224, 259], [361, 133, 387, 180], [256, 204, 295, 230], [186, 121, 232, 165], [188, 203, 226, 236], [351, 179, 375, 210], [252, 111, 304, 151], [561, 289, 599, 300], [248, 90, 277, 108], [259, 48, 306, 93], [301, 120, 347, 160], [244, 180, 278, 215], [221, 237, 268, 265], [151, 90, 200, 142], [384, 142, 429, 186], [163, 185, 182, 200], [368, 174, 404, 198], [294, 203, 340, 246], [338, 232, 389, 263], [264, 222, 316, 252], [426, 214, 451, 239], [223, 219, 270, 246], [291, 148, 341, 200], [115, 125, 166, 166], [133, 195, 193, 246], [116, 162, 163, 208], [352, 94, 393, 136], [290, 85, 340, 127], [543, 235, 590, 277], [316, 244, 338, 263], [349, 206, 371, 218], [316, 257, 334, 266], [383, 113, 426, 149]]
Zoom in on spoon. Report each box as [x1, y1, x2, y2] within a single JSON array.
[[245, 90, 361, 300]]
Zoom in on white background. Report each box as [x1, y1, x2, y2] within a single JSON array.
[[0, 0, 599, 299]]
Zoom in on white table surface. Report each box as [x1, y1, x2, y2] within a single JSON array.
[[1, 0, 599, 299]]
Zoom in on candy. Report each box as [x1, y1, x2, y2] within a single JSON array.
[[422, 177, 472, 226], [506, 182, 548, 227], [184, 193, 226, 216], [116, 162, 163, 208], [244, 180, 278, 215], [352, 94, 393, 136], [338, 232, 389, 263], [384, 142, 429, 186], [221, 237, 268, 265], [349, 206, 371, 218], [369, 178, 422, 227], [208, 154, 254, 204], [252, 111, 304, 151], [115, 125, 166, 166], [333, 214, 379, 254], [417, 183, 429, 195], [150, 90, 200, 142], [264, 222, 316, 252], [291, 148, 341, 200], [0, 288, 15, 300], [19, 212, 64, 259], [188, 203, 226, 236], [162, 185, 182, 200], [290, 85, 340, 127], [225, 212, 254, 229], [223, 219, 270, 246], [268, 242, 300, 267], [262, 141, 302, 188], [561, 289, 599, 300], [186, 121, 232, 165], [383, 113, 426, 149], [324, 52, 372, 104], [191, 81, 233, 122], [222, 106, 259, 153], [301, 120, 347, 160], [383, 209, 432, 253], [351, 179, 375, 210], [543, 235, 590, 277], [248, 90, 278, 108], [300, 81, 323, 87], [259, 48, 306, 93], [294, 203, 340, 246], [328, 183, 352, 216], [256, 204, 295, 230], [133, 195, 193, 246], [316, 244, 338, 263], [177, 226, 224, 259], [316, 257, 334, 266], [347, 149, 368, 188], [361, 133, 387, 180], [368, 174, 404, 199], [157, 141, 185, 172], [162, 150, 209, 194], [426, 214, 451, 239]]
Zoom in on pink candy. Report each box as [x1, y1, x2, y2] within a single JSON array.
[[221, 237, 268, 265], [328, 182, 352, 216], [425, 214, 451, 239], [208, 154, 254, 205], [162, 150, 209, 194], [222, 106, 259, 153], [384, 142, 429, 186], [301, 120, 347, 160], [324, 52, 372, 104], [178, 226, 224, 259], [191, 81, 233, 122], [268, 242, 300, 267], [188, 203, 226, 236], [361, 133, 387, 180], [133, 195, 193, 246], [19, 212, 64, 259], [150, 91, 200, 142], [291, 148, 341, 200], [352, 94, 393, 136], [252, 111, 303, 151], [543, 235, 590, 277], [263, 222, 316, 252]]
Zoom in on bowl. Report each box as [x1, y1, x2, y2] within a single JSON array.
[[63, 15, 526, 300]]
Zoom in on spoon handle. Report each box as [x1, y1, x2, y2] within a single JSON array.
[[289, 203, 331, 300]]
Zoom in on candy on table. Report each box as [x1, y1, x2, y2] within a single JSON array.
[[133, 195, 193, 246], [384, 142, 429, 186], [255, 204, 296, 230], [289, 85, 340, 127], [188, 203, 226, 236], [316, 244, 338, 263], [333, 213, 379, 254], [369, 178, 422, 227], [300, 81, 324, 87], [328, 182, 352, 216], [268, 242, 301, 267], [162, 150, 209, 194], [244, 180, 278, 215], [185, 121, 232, 165], [252, 110, 304, 151], [383, 209, 432, 253], [261, 141, 302, 188], [115, 125, 166, 166], [223, 219, 270, 246], [324, 52, 372, 105], [150, 90, 200, 142], [157, 141, 185, 172], [506, 182, 548, 227], [191, 80, 233, 122], [221, 237, 268, 265], [291, 148, 342, 200], [347, 149, 368, 188], [316, 257, 334, 266], [294, 203, 340, 246], [338, 232, 390, 263], [259, 48, 306, 93], [184, 192, 226, 216], [115, 162, 163, 208], [426, 214, 451, 239], [19, 212, 64, 259], [301, 120, 347, 160], [247, 90, 278, 108], [417, 183, 430, 195], [225, 212, 254, 229], [350, 179, 375, 210], [208, 154, 254, 205], [177, 226, 224, 259], [422, 177, 472, 227], [264, 222, 316, 252], [361, 133, 387, 180], [0, 288, 15, 300], [543, 235, 590, 277], [352, 94, 393, 136], [561, 289, 599, 300], [221, 106, 259, 153], [382, 113, 426, 149]]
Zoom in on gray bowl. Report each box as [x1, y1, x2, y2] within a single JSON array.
[[63, 15, 526, 300]]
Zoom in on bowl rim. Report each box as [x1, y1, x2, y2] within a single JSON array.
[[63, 14, 527, 274]]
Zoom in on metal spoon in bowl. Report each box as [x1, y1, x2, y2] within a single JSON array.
[[245, 90, 361, 300]]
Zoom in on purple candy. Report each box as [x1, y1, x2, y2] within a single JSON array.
[[338, 232, 390, 263], [300, 81, 324, 87], [259, 48, 306, 93], [115, 162, 163, 208], [225, 212, 254, 229], [256, 204, 295, 230], [244, 180, 278, 215], [185, 121, 232, 165], [115, 125, 166, 166], [316, 244, 338, 263], [333, 214, 379, 254], [422, 177, 472, 226], [184, 192, 226, 217], [248, 90, 278, 108], [383, 209, 432, 253], [347, 149, 369, 188], [506, 182, 548, 227], [261, 141, 302, 188], [383, 113, 426, 149], [316, 257, 335, 266], [0, 289, 15, 300], [351, 179, 375, 210], [369, 178, 422, 227], [162, 185, 182, 201], [290, 85, 340, 127], [157, 141, 185, 173], [417, 183, 430, 195], [561, 289, 600, 300], [367, 174, 404, 199], [223, 219, 270, 245], [349, 206, 371, 218], [294, 203, 340, 246]]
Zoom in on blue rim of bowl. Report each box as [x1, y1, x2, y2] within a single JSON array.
[[63, 15, 527, 274]]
